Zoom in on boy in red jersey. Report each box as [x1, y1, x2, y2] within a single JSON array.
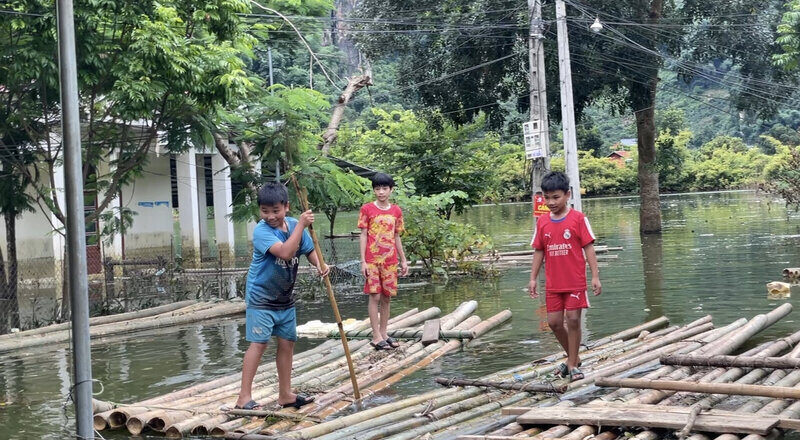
[[358, 173, 409, 350], [528, 171, 601, 381]]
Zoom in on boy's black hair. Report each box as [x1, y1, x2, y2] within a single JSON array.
[[257, 182, 289, 206], [541, 171, 570, 193], [371, 172, 395, 188]]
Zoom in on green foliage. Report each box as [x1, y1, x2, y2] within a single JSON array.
[[775, 0, 800, 70], [1, 0, 256, 232], [762, 142, 800, 209], [334, 109, 510, 213], [656, 107, 687, 136], [690, 136, 769, 191], [549, 152, 637, 196], [392, 187, 492, 277], [656, 130, 692, 192], [227, 86, 369, 224]]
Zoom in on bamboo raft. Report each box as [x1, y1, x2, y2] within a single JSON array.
[[92, 303, 800, 440], [92, 301, 512, 438]]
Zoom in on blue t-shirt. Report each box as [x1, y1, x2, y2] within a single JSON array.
[[246, 217, 314, 310]]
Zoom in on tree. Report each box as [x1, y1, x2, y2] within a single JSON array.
[[334, 109, 504, 215], [656, 130, 692, 192], [353, 0, 792, 234]]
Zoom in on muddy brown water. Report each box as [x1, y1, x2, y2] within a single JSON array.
[[1, 190, 799, 439]]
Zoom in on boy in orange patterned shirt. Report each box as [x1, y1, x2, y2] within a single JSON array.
[[358, 173, 409, 350]]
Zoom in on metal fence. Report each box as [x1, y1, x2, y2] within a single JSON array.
[[0, 236, 364, 336]]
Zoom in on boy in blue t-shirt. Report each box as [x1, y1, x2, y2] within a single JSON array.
[[234, 183, 328, 410]]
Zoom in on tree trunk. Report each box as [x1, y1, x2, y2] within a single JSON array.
[[635, 83, 662, 234], [5, 214, 19, 328], [319, 71, 372, 154]]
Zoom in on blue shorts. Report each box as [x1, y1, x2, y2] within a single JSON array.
[[246, 307, 297, 343]]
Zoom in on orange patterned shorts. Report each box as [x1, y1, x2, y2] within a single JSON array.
[[364, 262, 398, 297]]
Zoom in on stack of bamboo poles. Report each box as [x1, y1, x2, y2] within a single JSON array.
[[415, 304, 798, 440], [92, 300, 512, 438], [220, 306, 798, 440], [0, 300, 246, 353]]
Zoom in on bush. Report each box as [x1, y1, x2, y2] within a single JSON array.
[[690, 136, 768, 191], [762, 143, 800, 209], [393, 188, 493, 277], [549, 151, 637, 195]]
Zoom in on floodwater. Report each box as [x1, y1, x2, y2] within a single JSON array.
[[1, 191, 799, 439]]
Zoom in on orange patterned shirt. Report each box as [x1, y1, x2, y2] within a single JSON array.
[[358, 202, 404, 265]]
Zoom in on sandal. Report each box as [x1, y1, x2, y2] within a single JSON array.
[[370, 340, 391, 351], [234, 400, 262, 410], [385, 337, 400, 348], [556, 362, 582, 378], [568, 367, 585, 381], [281, 393, 315, 409]]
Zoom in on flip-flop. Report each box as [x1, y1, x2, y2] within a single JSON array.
[[569, 367, 585, 381], [234, 400, 262, 410], [385, 337, 400, 348], [281, 394, 315, 409], [370, 340, 391, 351]]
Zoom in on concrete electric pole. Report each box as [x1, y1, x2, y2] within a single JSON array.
[[555, 0, 582, 212], [528, 0, 551, 221], [56, 0, 94, 438]]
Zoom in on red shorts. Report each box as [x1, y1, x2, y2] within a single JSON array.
[[364, 262, 398, 297], [545, 290, 589, 312]]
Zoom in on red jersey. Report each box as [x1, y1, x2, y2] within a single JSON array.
[[358, 202, 405, 265], [531, 209, 596, 293]]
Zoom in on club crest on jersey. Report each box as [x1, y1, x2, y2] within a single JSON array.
[[563, 228, 571, 239]]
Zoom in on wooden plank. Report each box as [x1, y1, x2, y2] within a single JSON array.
[[502, 407, 535, 416], [596, 377, 800, 399], [660, 354, 800, 370], [421, 319, 441, 346], [777, 418, 800, 430], [515, 406, 778, 435]]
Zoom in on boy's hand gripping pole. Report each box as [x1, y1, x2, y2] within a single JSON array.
[[290, 176, 361, 401]]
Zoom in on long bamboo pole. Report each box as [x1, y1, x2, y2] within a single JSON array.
[[289, 175, 360, 400], [660, 355, 800, 369], [596, 377, 800, 399]]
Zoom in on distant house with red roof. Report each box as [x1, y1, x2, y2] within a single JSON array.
[[607, 150, 631, 167]]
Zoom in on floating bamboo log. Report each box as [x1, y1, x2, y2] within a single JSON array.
[[661, 354, 800, 369], [596, 377, 800, 399], [434, 377, 567, 393], [0, 299, 199, 341], [2, 300, 246, 353], [336, 328, 477, 340]]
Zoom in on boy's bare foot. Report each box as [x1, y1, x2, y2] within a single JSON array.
[[234, 398, 262, 410], [277, 391, 297, 407]]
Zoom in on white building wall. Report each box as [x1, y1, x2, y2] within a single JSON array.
[[118, 153, 174, 259]]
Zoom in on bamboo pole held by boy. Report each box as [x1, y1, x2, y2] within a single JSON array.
[[290, 175, 361, 400]]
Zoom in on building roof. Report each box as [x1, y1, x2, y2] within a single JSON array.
[[620, 138, 637, 147], [607, 150, 631, 159]]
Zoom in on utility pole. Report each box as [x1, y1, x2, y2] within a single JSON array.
[[267, 47, 274, 94], [56, 0, 94, 438], [528, 0, 550, 221], [555, 0, 582, 212]]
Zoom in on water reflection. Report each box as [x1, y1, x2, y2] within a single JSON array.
[[641, 234, 664, 321]]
